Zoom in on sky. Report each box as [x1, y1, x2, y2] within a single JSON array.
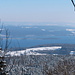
[[0, 0, 75, 23]]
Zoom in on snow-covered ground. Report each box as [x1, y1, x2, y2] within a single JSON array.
[[6, 46, 62, 56], [66, 29, 75, 32], [66, 29, 75, 35], [70, 51, 75, 55]]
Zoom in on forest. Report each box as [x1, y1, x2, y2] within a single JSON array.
[[5, 54, 75, 75]]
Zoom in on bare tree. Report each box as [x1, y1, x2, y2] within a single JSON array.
[[4, 28, 11, 53], [71, 0, 75, 11]]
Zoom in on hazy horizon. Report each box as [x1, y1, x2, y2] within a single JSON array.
[[0, 21, 75, 27], [0, 0, 75, 24]]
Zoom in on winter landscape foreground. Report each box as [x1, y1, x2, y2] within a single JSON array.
[[1, 0, 75, 74], [1, 25, 75, 75], [6, 54, 75, 75], [3, 44, 75, 75]]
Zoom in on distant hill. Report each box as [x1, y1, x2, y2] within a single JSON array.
[[6, 44, 75, 56], [31, 44, 75, 55]]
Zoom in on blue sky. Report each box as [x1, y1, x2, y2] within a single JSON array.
[[0, 0, 75, 23]]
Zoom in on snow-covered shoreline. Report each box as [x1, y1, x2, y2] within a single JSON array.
[[66, 29, 75, 35], [6, 46, 62, 56]]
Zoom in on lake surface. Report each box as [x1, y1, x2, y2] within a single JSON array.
[[1, 25, 75, 48]]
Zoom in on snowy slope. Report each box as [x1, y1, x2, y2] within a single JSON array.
[[6, 46, 62, 56], [70, 51, 75, 55]]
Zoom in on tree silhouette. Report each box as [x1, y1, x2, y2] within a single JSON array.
[[71, 0, 75, 11]]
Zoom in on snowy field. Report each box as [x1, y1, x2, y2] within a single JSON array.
[[6, 46, 62, 56]]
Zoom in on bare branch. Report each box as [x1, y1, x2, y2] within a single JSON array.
[[71, 0, 75, 11]]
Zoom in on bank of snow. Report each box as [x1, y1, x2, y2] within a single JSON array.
[[6, 46, 62, 56], [70, 51, 75, 55]]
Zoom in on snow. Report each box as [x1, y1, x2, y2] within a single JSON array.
[[6, 46, 62, 56], [70, 51, 75, 55], [22, 27, 32, 28], [66, 29, 75, 35], [26, 47, 61, 51], [41, 29, 46, 31], [71, 32, 75, 34], [66, 29, 75, 32], [0, 50, 4, 57]]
